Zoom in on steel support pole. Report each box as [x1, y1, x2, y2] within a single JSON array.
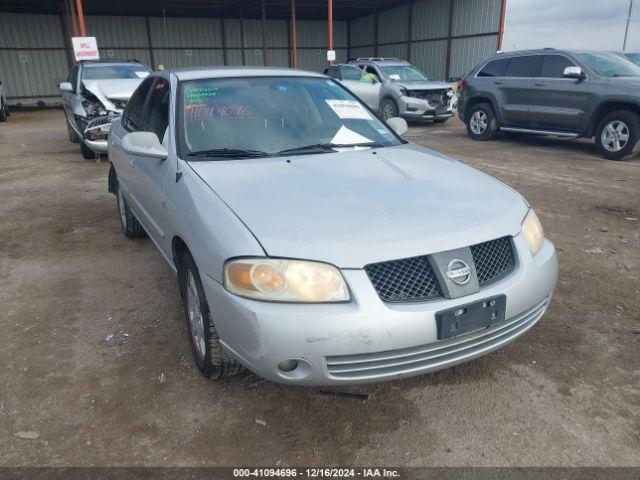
[[74, 0, 86, 37], [261, 0, 268, 66], [497, 0, 507, 51], [291, 0, 298, 68]]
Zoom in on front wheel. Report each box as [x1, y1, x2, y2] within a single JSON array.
[[595, 110, 640, 161], [380, 97, 399, 120], [178, 251, 243, 379], [466, 103, 498, 141], [80, 141, 97, 160]]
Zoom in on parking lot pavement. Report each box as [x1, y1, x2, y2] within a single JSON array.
[[0, 109, 638, 467]]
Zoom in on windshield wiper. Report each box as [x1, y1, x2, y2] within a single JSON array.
[[276, 142, 386, 155], [188, 148, 271, 159]]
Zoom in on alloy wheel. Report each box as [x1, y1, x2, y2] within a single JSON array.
[[470, 110, 488, 135], [601, 120, 630, 153], [186, 270, 206, 361], [117, 187, 127, 229], [382, 101, 396, 120]]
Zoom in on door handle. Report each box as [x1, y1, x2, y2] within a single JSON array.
[[534, 82, 547, 87], [494, 81, 503, 85]]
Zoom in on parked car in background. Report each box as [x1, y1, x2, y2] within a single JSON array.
[[0, 80, 9, 122], [107, 67, 557, 386], [459, 49, 640, 161], [59, 59, 151, 159], [327, 58, 456, 123]]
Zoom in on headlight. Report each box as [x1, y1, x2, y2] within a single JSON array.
[[82, 99, 106, 118], [522, 209, 544, 256], [224, 258, 350, 303], [400, 87, 416, 98]]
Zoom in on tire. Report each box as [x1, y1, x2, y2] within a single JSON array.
[[116, 182, 145, 238], [466, 102, 498, 141], [594, 110, 640, 161], [178, 251, 243, 379], [66, 117, 80, 143], [380, 97, 399, 120], [81, 141, 96, 160]]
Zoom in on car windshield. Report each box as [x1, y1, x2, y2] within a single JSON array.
[[379, 65, 429, 82], [578, 52, 640, 77], [623, 52, 640, 67], [178, 76, 402, 159], [83, 65, 151, 80]]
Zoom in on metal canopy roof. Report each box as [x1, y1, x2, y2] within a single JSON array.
[[0, 0, 411, 20]]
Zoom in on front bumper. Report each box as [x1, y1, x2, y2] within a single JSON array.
[[81, 115, 117, 153], [398, 95, 457, 121], [203, 234, 558, 386]]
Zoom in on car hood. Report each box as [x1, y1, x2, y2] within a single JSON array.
[[189, 144, 529, 268], [392, 80, 452, 91], [82, 79, 143, 111]]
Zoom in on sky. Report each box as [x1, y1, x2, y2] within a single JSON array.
[[502, 0, 640, 52]]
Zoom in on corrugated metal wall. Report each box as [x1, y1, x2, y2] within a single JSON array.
[[0, 1, 501, 105], [0, 12, 347, 105], [347, 0, 501, 82]]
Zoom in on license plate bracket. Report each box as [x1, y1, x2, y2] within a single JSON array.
[[436, 295, 506, 340]]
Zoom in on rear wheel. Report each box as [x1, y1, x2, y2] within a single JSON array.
[[466, 102, 498, 141], [116, 182, 145, 238], [380, 97, 399, 120], [595, 110, 640, 161], [178, 251, 243, 379]]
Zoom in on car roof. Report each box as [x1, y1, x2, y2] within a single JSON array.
[[170, 66, 326, 81], [350, 58, 411, 67]]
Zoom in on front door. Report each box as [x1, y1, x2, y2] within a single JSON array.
[[527, 54, 593, 132]]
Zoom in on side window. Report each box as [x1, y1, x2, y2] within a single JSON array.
[[540, 55, 577, 78], [68, 66, 79, 91], [477, 58, 509, 77], [122, 77, 154, 132], [340, 66, 364, 81], [364, 66, 381, 81], [505, 55, 543, 78], [325, 66, 339, 79], [142, 78, 170, 141]]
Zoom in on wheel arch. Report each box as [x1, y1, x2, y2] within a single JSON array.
[[172, 236, 192, 298], [588, 101, 640, 137], [108, 163, 118, 195], [464, 96, 501, 124]]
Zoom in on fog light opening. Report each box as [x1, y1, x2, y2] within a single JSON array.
[[278, 359, 299, 372], [276, 358, 313, 380]]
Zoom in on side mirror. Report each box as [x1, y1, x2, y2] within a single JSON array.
[[59, 82, 73, 93], [387, 117, 408, 136], [563, 66, 585, 80], [122, 131, 168, 160]]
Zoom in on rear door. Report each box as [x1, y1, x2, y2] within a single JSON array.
[[338, 65, 381, 110], [134, 77, 172, 243], [498, 55, 543, 127], [109, 77, 155, 219], [527, 54, 593, 132]]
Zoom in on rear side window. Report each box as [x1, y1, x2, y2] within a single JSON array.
[[122, 77, 154, 132], [325, 66, 339, 79], [477, 58, 509, 77], [505, 55, 543, 78], [540, 55, 577, 78], [142, 78, 170, 141]]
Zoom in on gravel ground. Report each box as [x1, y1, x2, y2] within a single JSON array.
[[0, 110, 638, 467]]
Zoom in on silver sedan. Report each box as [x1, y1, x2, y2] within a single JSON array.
[[107, 67, 558, 386]]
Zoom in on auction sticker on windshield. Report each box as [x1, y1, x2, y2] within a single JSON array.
[[325, 100, 372, 120]]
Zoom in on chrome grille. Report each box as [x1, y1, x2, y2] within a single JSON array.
[[326, 298, 548, 381], [471, 237, 516, 287], [364, 255, 442, 303]]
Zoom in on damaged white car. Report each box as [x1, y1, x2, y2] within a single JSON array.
[[60, 60, 151, 159]]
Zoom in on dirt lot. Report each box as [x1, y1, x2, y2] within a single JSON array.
[[0, 110, 638, 467]]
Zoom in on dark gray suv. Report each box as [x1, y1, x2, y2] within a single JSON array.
[[458, 49, 640, 161]]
